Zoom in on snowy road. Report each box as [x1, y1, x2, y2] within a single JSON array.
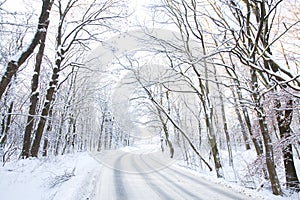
[[93, 148, 255, 200]]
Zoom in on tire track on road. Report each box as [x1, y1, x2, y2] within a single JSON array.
[[148, 153, 253, 200], [113, 152, 129, 200], [130, 153, 174, 199], [138, 153, 202, 200]]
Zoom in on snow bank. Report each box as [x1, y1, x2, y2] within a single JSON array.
[[0, 152, 101, 200]]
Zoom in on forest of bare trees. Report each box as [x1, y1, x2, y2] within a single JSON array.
[[0, 0, 127, 157], [0, 0, 300, 196]]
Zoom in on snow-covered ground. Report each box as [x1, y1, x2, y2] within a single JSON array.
[[0, 152, 101, 200], [0, 148, 299, 200]]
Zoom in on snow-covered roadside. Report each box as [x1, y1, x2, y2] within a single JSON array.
[[1, 148, 299, 200], [0, 152, 101, 200], [175, 160, 300, 200]]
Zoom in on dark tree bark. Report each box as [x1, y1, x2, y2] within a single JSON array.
[[97, 114, 105, 151], [0, 101, 13, 147], [71, 118, 76, 150], [30, 65, 59, 157], [20, 11, 51, 158], [42, 135, 49, 157]]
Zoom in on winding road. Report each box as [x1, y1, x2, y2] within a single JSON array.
[[93, 148, 255, 200]]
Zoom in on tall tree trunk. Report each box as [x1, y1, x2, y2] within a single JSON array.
[[198, 73, 223, 178], [21, 18, 50, 158], [200, 35, 223, 178], [275, 98, 300, 191], [205, 112, 223, 178], [157, 89, 174, 158], [251, 70, 282, 195], [0, 0, 53, 100], [219, 91, 233, 166], [30, 65, 60, 157], [213, 64, 233, 166], [265, 52, 300, 191]]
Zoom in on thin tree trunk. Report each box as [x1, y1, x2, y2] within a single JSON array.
[[55, 115, 64, 156], [104, 126, 108, 149], [198, 73, 223, 178], [71, 118, 76, 151], [231, 87, 251, 150], [213, 64, 233, 166], [61, 134, 70, 155], [158, 109, 174, 158], [42, 135, 49, 157], [97, 115, 105, 151], [232, 80, 264, 157], [157, 89, 174, 158], [0, 101, 13, 147], [109, 126, 113, 149]]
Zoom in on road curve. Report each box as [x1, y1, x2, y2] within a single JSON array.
[[93, 149, 255, 200]]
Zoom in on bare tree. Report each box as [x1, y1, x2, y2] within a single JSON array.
[[0, 0, 54, 100], [30, 0, 126, 157], [204, 0, 300, 194]]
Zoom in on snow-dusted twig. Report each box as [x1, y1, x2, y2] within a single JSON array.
[[49, 167, 75, 188]]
